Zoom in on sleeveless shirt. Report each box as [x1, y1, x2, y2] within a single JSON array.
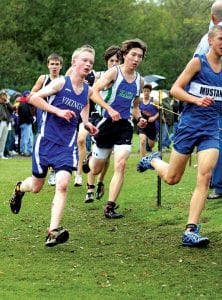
[[182, 54, 222, 130], [103, 65, 141, 119], [40, 76, 88, 147]]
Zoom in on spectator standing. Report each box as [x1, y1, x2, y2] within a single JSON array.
[[161, 96, 173, 152], [0, 90, 13, 159], [12, 95, 21, 153], [3, 93, 19, 158], [18, 90, 34, 156], [194, 1, 222, 56]]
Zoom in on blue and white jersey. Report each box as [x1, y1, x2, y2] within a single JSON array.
[[139, 98, 158, 119], [181, 55, 222, 130], [36, 74, 64, 131], [40, 76, 88, 147], [103, 65, 141, 119]]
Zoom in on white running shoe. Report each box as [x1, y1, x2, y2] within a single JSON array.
[[74, 175, 83, 187], [48, 170, 56, 186], [9, 150, 18, 156], [1, 156, 9, 159]]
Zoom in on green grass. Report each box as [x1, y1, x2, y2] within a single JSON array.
[[1, 137, 222, 300]]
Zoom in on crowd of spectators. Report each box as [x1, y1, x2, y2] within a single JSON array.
[[0, 89, 36, 159]]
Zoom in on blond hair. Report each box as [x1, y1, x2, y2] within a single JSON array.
[[72, 45, 95, 60], [208, 24, 222, 38]]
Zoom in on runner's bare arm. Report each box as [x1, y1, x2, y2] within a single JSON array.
[[171, 57, 214, 107], [29, 77, 75, 122], [91, 67, 121, 121], [80, 88, 99, 135]]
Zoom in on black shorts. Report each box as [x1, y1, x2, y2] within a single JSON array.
[[138, 122, 157, 141], [94, 118, 133, 148], [89, 111, 102, 126]]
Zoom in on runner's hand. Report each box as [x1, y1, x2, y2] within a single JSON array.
[[137, 117, 147, 128], [107, 107, 121, 121], [56, 109, 76, 122], [84, 122, 99, 135], [196, 96, 214, 107]]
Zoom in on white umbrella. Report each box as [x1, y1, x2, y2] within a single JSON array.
[[143, 74, 166, 88], [148, 82, 159, 88]]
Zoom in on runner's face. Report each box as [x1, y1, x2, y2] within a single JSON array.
[[143, 88, 151, 99], [107, 54, 121, 69], [124, 48, 143, 70], [74, 51, 94, 77], [210, 31, 222, 55], [48, 59, 62, 76]]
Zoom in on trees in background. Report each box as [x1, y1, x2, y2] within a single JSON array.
[[0, 0, 213, 92]]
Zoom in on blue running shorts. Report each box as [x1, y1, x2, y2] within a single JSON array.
[[32, 136, 78, 178], [173, 123, 219, 155]]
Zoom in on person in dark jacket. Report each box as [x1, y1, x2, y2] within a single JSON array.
[[18, 90, 34, 156], [0, 90, 13, 159]]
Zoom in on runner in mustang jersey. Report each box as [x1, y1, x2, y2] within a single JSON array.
[[137, 25, 222, 247], [9, 45, 98, 247], [88, 38, 148, 219]]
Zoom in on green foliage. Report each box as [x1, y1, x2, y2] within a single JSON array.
[[0, 0, 213, 91]]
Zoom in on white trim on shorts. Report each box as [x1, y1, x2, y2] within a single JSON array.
[[92, 143, 131, 159]]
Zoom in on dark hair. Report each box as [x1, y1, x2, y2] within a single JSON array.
[[47, 53, 63, 64], [121, 38, 147, 59], [143, 83, 152, 91], [104, 45, 123, 63]]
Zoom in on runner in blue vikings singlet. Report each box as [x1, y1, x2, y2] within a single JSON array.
[[9, 45, 98, 247], [33, 76, 89, 176]]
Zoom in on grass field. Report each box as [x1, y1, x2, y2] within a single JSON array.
[[1, 137, 222, 300]]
